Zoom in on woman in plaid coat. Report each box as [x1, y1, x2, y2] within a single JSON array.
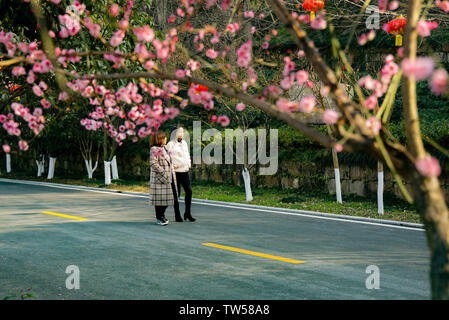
[[149, 131, 180, 225]]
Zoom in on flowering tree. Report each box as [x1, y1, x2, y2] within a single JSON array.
[[1, 0, 449, 298]]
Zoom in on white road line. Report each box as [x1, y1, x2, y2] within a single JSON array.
[[189, 201, 425, 232], [0, 179, 424, 232]]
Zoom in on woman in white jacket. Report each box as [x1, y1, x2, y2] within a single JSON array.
[[166, 126, 195, 222]]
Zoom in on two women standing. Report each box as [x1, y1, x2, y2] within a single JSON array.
[[149, 128, 195, 225]]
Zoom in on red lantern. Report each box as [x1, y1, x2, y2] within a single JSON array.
[[387, 16, 407, 47], [9, 84, 21, 101], [9, 84, 20, 92], [303, 0, 324, 21], [190, 83, 209, 94]]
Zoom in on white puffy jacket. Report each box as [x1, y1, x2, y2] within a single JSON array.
[[166, 139, 191, 172]]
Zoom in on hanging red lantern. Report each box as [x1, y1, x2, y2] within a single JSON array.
[[190, 83, 209, 94], [9, 84, 20, 92], [9, 84, 21, 101], [303, 0, 324, 21], [387, 16, 407, 46]]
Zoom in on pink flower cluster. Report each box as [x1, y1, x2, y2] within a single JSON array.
[[358, 55, 398, 109], [104, 50, 125, 68], [1, 113, 20, 136], [429, 69, 448, 95], [358, 30, 376, 46], [280, 56, 309, 90], [217, 115, 230, 127], [417, 20, 438, 38], [58, 14, 81, 38], [276, 98, 300, 113], [84, 17, 101, 38], [11, 103, 45, 135], [365, 117, 382, 134], [416, 156, 441, 177], [322, 110, 339, 125], [236, 41, 252, 68], [310, 13, 327, 30], [0, 30, 16, 56], [188, 86, 214, 110], [401, 57, 435, 80], [436, 0, 449, 12]]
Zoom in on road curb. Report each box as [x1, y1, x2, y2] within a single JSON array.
[[0, 177, 424, 230]]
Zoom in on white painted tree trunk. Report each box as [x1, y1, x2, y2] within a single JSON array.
[[378, 170, 384, 215], [104, 161, 112, 185], [36, 156, 45, 177], [84, 159, 98, 179], [334, 168, 343, 204], [242, 168, 253, 202], [111, 155, 119, 180], [47, 157, 56, 179], [6, 154, 11, 173]]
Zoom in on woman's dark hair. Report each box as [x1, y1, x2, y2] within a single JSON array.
[[150, 131, 167, 147], [172, 124, 184, 131]]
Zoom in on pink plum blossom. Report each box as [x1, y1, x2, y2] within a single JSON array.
[[109, 4, 120, 16], [12, 66, 26, 76], [417, 20, 438, 37], [334, 144, 343, 153], [217, 115, 230, 127], [299, 95, 316, 113], [276, 98, 300, 113], [323, 110, 339, 124], [133, 25, 155, 42], [429, 69, 448, 95], [416, 156, 441, 177], [236, 41, 252, 68], [32, 85, 44, 97], [365, 117, 382, 134], [19, 140, 29, 151], [364, 95, 378, 110], [236, 103, 246, 111], [206, 49, 219, 59], [389, 1, 399, 10], [296, 70, 308, 85], [310, 14, 327, 30], [436, 0, 449, 12], [401, 57, 435, 80]]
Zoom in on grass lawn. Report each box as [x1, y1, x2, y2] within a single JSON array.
[[1, 173, 421, 223]]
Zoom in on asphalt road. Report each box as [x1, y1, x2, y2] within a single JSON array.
[[0, 180, 431, 299]]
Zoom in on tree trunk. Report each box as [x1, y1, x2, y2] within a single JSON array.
[[84, 158, 98, 179], [111, 155, 119, 180], [332, 148, 342, 204], [104, 161, 111, 185], [6, 154, 11, 173], [377, 161, 384, 215], [36, 155, 45, 177], [242, 167, 253, 202], [409, 173, 449, 299], [47, 157, 56, 179]]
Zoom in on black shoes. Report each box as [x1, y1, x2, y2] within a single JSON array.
[[184, 213, 196, 222], [157, 214, 194, 224], [156, 217, 169, 226]]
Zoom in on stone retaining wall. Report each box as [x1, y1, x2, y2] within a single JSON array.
[[2, 152, 448, 201]]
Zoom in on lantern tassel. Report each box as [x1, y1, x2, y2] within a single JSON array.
[[310, 11, 315, 21], [395, 34, 402, 46]]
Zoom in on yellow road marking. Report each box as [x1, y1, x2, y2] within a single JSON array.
[[40, 211, 87, 221], [202, 243, 306, 264]]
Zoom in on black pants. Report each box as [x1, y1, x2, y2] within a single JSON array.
[[174, 172, 192, 216], [155, 179, 179, 220]]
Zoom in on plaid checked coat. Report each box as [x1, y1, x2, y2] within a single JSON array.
[[149, 146, 178, 206]]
